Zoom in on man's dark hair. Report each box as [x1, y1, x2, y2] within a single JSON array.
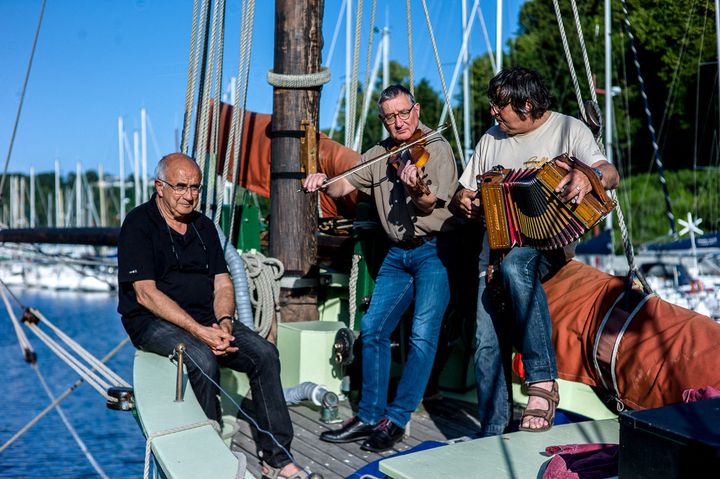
[[377, 84, 416, 112], [487, 67, 551, 120]]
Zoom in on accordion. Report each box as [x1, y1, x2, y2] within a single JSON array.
[[478, 154, 616, 250]]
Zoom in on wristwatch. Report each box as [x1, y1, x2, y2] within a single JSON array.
[[218, 315, 234, 324], [592, 167, 604, 181]]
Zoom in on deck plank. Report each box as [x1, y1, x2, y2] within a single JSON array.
[[229, 396, 482, 478]]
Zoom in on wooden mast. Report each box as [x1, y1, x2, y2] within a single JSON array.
[[270, 0, 324, 326]]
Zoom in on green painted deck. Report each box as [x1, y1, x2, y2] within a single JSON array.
[[380, 419, 619, 479], [135, 349, 618, 479], [133, 351, 254, 479]]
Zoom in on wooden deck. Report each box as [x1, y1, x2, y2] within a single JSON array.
[[229, 395, 483, 479]]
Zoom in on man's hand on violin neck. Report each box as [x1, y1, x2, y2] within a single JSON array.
[[302, 172, 328, 192], [398, 160, 420, 186]]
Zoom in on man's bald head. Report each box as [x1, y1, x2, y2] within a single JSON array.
[[155, 153, 202, 182]]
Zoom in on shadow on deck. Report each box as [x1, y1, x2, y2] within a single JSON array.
[[230, 396, 481, 479]]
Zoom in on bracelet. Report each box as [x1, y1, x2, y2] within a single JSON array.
[[218, 315, 234, 324]]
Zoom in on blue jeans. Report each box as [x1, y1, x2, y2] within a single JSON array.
[[132, 319, 294, 468], [473, 246, 560, 436], [357, 236, 451, 429]]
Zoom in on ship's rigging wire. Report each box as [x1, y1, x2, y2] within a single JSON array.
[[0, 277, 130, 473], [352, 0, 377, 150], [0, 0, 46, 209], [406, 0, 414, 95], [551, 0, 652, 294], [619, 0, 677, 239], [182, 350, 302, 477], [32, 366, 110, 478], [225, 0, 256, 242], [419, 0, 464, 164], [0, 281, 129, 398]]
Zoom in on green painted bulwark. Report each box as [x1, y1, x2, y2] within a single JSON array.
[[277, 320, 345, 393]]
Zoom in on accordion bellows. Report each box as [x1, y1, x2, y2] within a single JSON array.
[[478, 154, 616, 250]]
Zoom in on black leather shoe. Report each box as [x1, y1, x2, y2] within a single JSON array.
[[320, 416, 374, 443], [360, 419, 405, 452]]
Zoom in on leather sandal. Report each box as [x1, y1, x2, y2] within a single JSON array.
[[260, 461, 310, 479], [518, 381, 559, 432]]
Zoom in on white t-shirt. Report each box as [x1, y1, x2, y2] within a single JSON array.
[[458, 111, 606, 268]]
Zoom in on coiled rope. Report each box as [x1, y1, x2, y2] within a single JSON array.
[[241, 251, 284, 338], [266, 68, 331, 89]]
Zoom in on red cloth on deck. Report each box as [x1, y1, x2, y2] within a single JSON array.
[[207, 102, 360, 218], [543, 444, 619, 479], [543, 260, 720, 410]]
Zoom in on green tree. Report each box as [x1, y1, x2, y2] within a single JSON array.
[[486, 0, 719, 176]]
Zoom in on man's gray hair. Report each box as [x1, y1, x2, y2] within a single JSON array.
[[155, 153, 199, 180], [377, 84, 415, 113]]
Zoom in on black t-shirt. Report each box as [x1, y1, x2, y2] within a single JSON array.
[[117, 194, 228, 344]]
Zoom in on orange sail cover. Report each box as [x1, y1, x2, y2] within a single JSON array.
[[544, 260, 720, 410], [210, 102, 360, 218]]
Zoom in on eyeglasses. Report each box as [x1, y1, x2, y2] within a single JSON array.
[[157, 178, 202, 195], [166, 223, 209, 272], [379, 104, 416, 124]]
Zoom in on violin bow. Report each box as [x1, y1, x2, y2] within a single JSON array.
[[300, 123, 449, 192]]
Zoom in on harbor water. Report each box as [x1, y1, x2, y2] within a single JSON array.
[[0, 289, 145, 478]]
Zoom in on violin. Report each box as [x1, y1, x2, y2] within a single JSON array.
[[388, 128, 431, 196], [299, 123, 448, 193]]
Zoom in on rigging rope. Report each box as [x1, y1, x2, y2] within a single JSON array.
[[224, 0, 257, 242], [34, 366, 109, 478], [345, 0, 364, 149], [552, 0, 651, 293], [551, 0, 587, 123], [419, 0, 465, 164], [0, 336, 130, 455], [1, 0, 46, 206], [352, 0, 377, 150], [0, 284, 129, 400], [206, 0, 228, 219], [196, 0, 223, 213], [181, 0, 209, 154], [406, 0, 415, 95], [266, 68, 331, 88]]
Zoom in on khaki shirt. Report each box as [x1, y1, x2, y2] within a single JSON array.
[[347, 123, 457, 242]]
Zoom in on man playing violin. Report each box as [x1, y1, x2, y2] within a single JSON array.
[[303, 84, 457, 453]]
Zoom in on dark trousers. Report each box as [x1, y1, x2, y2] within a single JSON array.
[[133, 319, 294, 468]]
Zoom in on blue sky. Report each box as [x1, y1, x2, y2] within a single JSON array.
[[0, 0, 523, 177]]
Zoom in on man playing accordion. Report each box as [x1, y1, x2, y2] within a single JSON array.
[[451, 67, 620, 435]]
